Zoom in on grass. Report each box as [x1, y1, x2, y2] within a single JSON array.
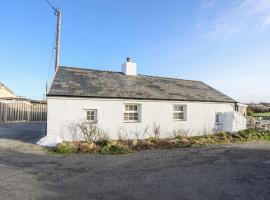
[[52, 129, 270, 155], [188, 129, 270, 146], [252, 112, 270, 117]]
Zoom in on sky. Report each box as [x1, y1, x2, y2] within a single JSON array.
[[0, 0, 269, 102]]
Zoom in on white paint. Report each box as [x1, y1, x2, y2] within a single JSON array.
[[237, 103, 248, 116], [121, 59, 137, 76], [46, 97, 236, 141], [220, 111, 246, 133], [37, 135, 63, 147]]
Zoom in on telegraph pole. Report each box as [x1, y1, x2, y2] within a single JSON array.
[[45, 0, 61, 71], [54, 9, 61, 71]]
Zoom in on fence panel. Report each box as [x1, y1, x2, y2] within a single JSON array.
[[0, 100, 47, 124]]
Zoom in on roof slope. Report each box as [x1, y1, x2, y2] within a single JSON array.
[[47, 66, 236, 103], [0, 81, 16, 98]]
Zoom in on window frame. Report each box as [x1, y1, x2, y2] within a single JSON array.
[[123, 103, 141, 123], [173, 104, 186, 121], [85, 109, 97, 123]]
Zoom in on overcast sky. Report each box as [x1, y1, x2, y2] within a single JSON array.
[[0, 0, 269, 102]]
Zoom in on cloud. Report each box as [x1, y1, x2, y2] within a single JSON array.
[[199, 0, 270, 38]]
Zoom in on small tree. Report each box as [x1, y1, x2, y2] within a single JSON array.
[[77, 121, 107, 142]]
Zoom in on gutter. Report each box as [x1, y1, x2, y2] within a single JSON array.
[[46, 94, 238, 104]]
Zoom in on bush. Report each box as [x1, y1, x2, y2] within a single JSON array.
[[54, 142, 78, 154], [76, 121, 108, 143], [95, 139, 109, 147], [132, 140, 154, 151], [52, 129, 270, 155], [78, 142, 95, 153], [99, 145, 131, 155]]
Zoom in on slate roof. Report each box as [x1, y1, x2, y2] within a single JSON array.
[[47, 66, 236, 103]]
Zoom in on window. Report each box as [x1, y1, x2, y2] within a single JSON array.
[[124, 104, 140, 122], [215, 112, 221, 124], [173, 104, 186, 120], [85, 109, 97, 123]]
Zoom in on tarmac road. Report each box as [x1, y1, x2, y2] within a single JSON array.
[[0, 123, 270, 200]]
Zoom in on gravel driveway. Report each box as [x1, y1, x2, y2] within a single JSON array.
[[0, 122, 46, 143], [0, 143, 270, 200], [0, 124, 270, 200]]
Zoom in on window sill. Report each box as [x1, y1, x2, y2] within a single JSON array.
[[173, 119, 187, 121], [123, 120, 141, 123], [84, 121, 97, 124]]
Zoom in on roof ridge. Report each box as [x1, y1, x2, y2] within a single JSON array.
[[60, 65, 202, 83], [60, 65, 122, 74], [138, 74, 202, 83]]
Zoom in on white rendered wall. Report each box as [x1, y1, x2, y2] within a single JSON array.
[[121, 61, 137, 76], [46, 97, 235, 141]]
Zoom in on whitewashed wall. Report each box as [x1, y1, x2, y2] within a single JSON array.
[[46, 97, 235, 140]]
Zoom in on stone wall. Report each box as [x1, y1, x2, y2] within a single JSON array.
[[246, 116, 270, 131]]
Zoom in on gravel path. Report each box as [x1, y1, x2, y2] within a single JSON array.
[[0, 122, 46, 143], [0, 142, 270, 200], [0, 123, 270, 200]]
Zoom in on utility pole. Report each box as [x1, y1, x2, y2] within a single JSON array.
[[55, 9, 61, 71]]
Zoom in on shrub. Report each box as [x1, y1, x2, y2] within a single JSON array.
[[78, 142, 95, 153], [54, 142, 78, 154], [154, 139, 180, 149], [77, 121, 108, 143], [95, 139, 109, 147], [99, 145, 131, 155]]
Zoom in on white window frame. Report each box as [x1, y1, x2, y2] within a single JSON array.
[[173, 104, 186, 121], [123, 104, 141, 122], [85, 109, 97, 123]]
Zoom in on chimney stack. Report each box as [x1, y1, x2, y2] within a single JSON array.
[[122, 57, 137, 76]]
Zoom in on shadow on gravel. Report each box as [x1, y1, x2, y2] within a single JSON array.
[[0, 143, 270, 200], [0, 122, 46, 144]]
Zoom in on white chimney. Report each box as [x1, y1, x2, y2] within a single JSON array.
[[122, 57, 137, 76]]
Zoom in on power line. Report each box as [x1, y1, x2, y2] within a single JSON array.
[[47, 26, 57, 82], [44, 0, 58, 12]]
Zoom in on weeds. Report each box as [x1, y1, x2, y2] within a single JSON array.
[[151, 122, 161, 140], [53, 129, 270, 155]]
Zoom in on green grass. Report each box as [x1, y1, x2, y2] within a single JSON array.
[[252, 112, 270, 117], [189, 129, 270, 146]]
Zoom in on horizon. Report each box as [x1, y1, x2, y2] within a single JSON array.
[[0, 0, 269, 103]]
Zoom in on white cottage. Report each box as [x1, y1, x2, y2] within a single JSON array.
[[46, 58, 241, 141]]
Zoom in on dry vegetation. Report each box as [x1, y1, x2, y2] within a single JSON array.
[[53, 126, 270, 155]]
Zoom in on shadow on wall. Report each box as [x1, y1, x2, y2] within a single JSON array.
[[59, 121, 83, 141]]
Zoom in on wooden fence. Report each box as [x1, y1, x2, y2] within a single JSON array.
[[0, 100, 47, 124]]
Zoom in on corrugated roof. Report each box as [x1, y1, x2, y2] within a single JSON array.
[[47, 66, 236, 103]]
